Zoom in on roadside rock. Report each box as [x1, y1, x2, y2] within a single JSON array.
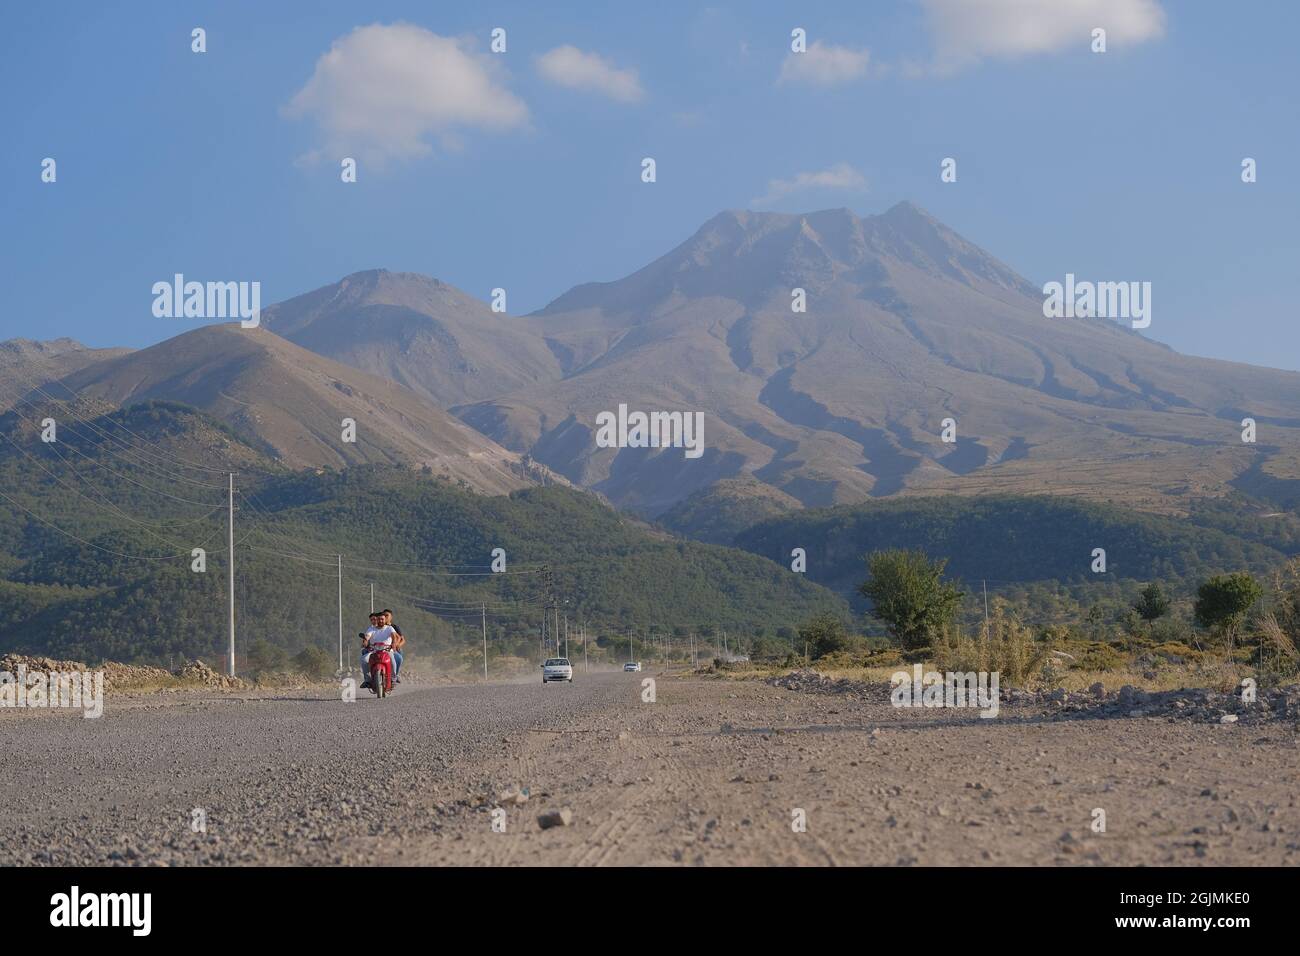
[[497, 785, 529, 806], [1, 654, 174, 691], [1007, 682, 1300, 725], [764, 666, 1300, 726], [538, 808, 573, 830], [176, 660, 246, 689], [766, 669, 892, 703]]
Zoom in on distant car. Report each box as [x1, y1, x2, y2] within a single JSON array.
[[542, 658, 574, 684], [623, 661, 642, 672]]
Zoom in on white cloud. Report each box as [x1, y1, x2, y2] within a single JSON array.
[[751, 163, 867, 208], [285, 23, 528, 165], [536, 45, 644, 102], [920, 0, 1165, 68], [778, 41, 870, 87]]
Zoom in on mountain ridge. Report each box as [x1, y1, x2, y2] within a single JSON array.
[[10, 202, 1300, 519], [45, 323, 551, 495]]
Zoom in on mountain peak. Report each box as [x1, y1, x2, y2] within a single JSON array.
[[0, 336, 91, 356], [540, 201, 1034, 316], [881, 199, 933, 219]]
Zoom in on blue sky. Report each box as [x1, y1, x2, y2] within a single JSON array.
[[3, 1, 1298, 369]]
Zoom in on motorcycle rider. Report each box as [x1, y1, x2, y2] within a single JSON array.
[[379, 609, 404, 683], [359, 612, 396, 689]]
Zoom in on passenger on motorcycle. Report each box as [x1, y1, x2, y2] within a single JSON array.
[[359, 612, 396, 689], [379, 609, 404, 683]]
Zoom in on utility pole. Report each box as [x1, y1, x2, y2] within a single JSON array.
[[227, 473, 235, 677], [370, 582, 374, 614], [337, 555, 343, 673], [583, 624, 588, 673], [481, 603, 488, 680], [628, 626, 633, 663], [983, 580, 990, 636], [563, 613, 568, 659], [542, 566, 554, 658]]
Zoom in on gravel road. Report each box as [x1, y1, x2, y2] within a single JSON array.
[[0, 672, 638, 865], [3, 671, 1297, 866]]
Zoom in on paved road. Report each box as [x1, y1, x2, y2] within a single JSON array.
[[0, 672, 638, 865]]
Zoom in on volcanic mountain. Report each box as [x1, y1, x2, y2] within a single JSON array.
[[452, 202, 1300, 515], [44, 323, 547, 494], [102, 203, 1300, 519]]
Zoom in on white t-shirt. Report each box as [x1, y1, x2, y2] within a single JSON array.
[[364, 625, 396, 650]]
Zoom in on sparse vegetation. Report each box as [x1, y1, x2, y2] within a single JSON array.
[[858, 549, 963, 650], [927, 610, 1047, 684]]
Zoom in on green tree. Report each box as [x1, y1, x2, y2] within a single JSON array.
[[1194, 572, 1263, 635], [749, 635, 788, 660], [797, 612, 850, 660], [858, 549, 963, 650], [1132, 583, 1171, 627]]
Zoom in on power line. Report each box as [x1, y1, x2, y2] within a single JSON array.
[[0, 376, 237, 486], [0, 424, 229, 554], [3, 369, 280, 480], [0, 488, 225, 560], [0, 390, 228, 506]]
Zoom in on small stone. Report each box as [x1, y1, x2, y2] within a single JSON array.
[[498, 785, 529, 806], [537, 808, 574, 830]]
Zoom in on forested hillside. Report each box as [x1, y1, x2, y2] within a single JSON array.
[[0, 401, 845, 665]]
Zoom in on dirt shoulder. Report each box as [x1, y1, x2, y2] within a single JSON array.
[[4, 667, 1296, 866], [416, 671, 1300, 866]]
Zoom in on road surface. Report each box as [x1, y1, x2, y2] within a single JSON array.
[[2, 671, 1297, 865]]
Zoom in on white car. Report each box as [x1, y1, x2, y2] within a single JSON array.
[[623, 661, 642, 672], [542, 658, 574, 683]]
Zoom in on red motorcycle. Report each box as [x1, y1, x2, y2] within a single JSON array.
[[367, 645, 395, 698]]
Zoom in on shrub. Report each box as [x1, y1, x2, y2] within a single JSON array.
[[1150, 641, 1202, 664], [928, 610, 1046, 684], [292, 645, 335, 679], [246, 638, 287, 674], [797, 612, 851, 659], [1076, 642, 1124, 671], [1254, 613, 1300, 685]]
